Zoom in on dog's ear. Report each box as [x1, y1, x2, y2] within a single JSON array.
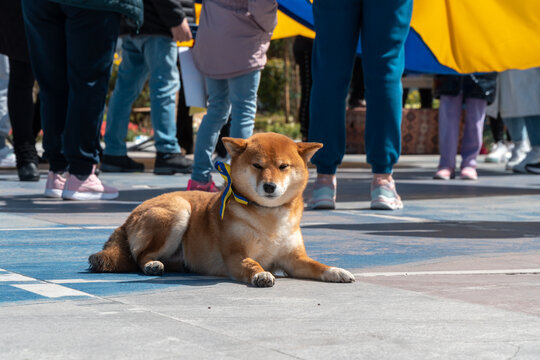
[[297, 142, 323, 162], [222, 137, 248, 157]]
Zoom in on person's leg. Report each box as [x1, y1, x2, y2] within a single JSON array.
[[485, 113, 510, 163], [145, 36, 181, 154], [176, 62, 193, 154], [460, 98, 487, 169], [63, 5, 120, 176], [7, 58, 39, 178], [490, 114, 505, 143], [103, 36, 149, 156], [191, 78, 231, 183], [0, 55, 10, 142], [309, 0, 362, 175], [504, 116, 530, 169], [361, 0, 413, 175], [524, 116, 540, 147], [0, 55, 16, 168], [214, 116, 231, 159], [228, 70, 260, 139], [419, 88, 433, 109], [436, 94, 462, 171], [295, 44, 312, 141], [511, 116, 540, 173], [348, 56, 365, 108], [504, 117, 528, 143], [21, 0, 69, 172]]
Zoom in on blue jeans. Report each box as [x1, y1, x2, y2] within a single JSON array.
[[22, 0, 120, 175], [504, 116, 540, 147], [191, 70, 260, 183], [309, 0, 413, 174], [104, 35, 181, 155]]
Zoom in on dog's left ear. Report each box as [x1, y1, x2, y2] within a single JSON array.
[[297, 142, 323, 162], [222, 137, 248, 157]]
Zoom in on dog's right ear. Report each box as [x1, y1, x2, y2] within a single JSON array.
[[222, 137, 248, 157], [297, 142, 323, 162]]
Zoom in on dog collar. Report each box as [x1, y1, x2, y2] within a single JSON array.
[[215, 161, 249, 220]]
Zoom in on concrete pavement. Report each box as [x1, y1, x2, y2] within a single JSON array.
[[1, 153, 540, 359]]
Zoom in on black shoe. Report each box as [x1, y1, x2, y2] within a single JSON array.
[[525, 162, 540, 174], [154, 152, 192, 175], [100, 155, 145, 173], [18, 162, 40, 182]]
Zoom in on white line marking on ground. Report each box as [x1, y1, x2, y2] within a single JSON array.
[[49, 275, 224, 284], [12, 283, 94, 298], [0, 226, 117, 231], [0, 269, 37, 282], [0, 268, 95, 298], [50, 279, 127, 284], [354, 269, 540, 277], [358, 213, 433, 222]]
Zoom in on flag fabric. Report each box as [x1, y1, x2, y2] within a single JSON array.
[[272, 0, 540, 74]]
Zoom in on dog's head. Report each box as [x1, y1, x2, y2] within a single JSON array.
[[222, 132, 322, 207]]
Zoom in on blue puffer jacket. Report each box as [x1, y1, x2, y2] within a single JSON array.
[[50, 0, 144, 29]]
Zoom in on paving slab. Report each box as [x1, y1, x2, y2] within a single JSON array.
[[0, 154, 539, 359]]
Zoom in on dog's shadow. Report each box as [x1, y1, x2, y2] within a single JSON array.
[[80, 271, 292, 288], [126, 273, 236, 287]]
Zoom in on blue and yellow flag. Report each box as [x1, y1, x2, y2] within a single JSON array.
[[274, 0, 540, 74]]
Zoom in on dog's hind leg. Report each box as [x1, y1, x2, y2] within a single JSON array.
[[128, 203, 190, 276]]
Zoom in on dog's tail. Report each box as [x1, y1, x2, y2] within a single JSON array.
[[88, 226, 138, 272]]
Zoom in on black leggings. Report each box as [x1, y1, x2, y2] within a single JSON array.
[[8, 58, 40, 166]]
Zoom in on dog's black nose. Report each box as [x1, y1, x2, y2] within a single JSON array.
[[263, 183, 277, 194]]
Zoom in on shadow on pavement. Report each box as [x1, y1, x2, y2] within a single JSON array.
[[303, 221, 540, 239], [0, 187, 185, 214]]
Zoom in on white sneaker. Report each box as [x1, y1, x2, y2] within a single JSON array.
[[0, 146, 16, 168], [485, 141, 510, 163], [512, 147, 540, 173], [506, 140, 531, 170]]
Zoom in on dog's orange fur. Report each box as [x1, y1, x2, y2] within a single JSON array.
[[89, 132, 355, 287]]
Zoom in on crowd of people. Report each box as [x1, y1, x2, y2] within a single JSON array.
[[0, 0, 538, 205]]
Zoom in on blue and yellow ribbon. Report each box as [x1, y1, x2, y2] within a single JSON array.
[[215, 161, 249, 220]]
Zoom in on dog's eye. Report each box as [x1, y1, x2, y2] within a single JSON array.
[[252, 163, 263, 170], [279, 164, 289, 170]]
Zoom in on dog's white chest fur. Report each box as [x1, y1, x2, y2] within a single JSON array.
[[228, 205, 302, 267]]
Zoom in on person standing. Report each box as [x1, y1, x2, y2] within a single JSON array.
[[0, 55, 15, 169], [101, 0, 194, 175], [308, 0, 413, 210], [487, 68, 540, 173], [21, 0, 143, 199], [187, 0, 278, 191], [0, 0, 42, 181], [433, 74, 496, 180]]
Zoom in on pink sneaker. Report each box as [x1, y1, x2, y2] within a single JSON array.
[[187, 179, 219, 192], [308, 174, 337, 210], [62, 172, 118, 200], [44, 171, 67, 198], [370, 177, 403, 210], [460, 167, 478, 180], [433, 168, 455, 180]]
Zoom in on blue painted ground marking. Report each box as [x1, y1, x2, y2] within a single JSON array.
[[2, 218, 540, 304]]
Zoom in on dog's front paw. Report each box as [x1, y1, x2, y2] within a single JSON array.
[[251, 271, 275, 287], [144, 261, 164, 276], [322, 267, 355, 283]]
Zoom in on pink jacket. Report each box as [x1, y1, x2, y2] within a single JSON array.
[[192, 0, 278, 79]]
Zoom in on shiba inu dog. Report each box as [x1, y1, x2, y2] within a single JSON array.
[[89, 132, 355, 287]]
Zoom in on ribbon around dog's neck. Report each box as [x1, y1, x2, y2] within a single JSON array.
[[215, 161, 249, 220]]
